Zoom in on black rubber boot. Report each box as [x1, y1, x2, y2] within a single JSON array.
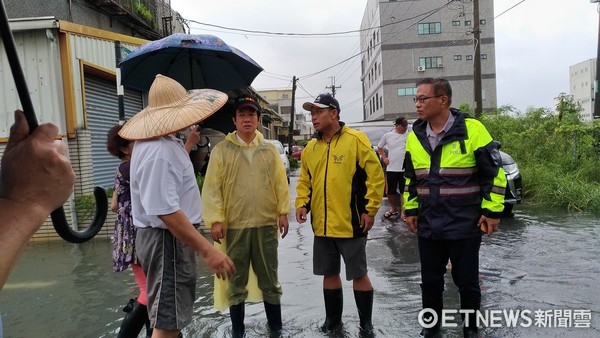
[[230, 302, 246, 338], [117, 298, 149, 338], [264, 301, 283, 333], [354, 289, 374, 335], [420, 289, 443, 338], [321, 288, 343, 332], [461, 295, 480, 338]]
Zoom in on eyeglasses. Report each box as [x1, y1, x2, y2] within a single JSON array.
[[413, 95, 443, 104]]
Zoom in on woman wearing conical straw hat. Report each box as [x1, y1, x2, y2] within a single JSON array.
[[119, 74, 236, 338]]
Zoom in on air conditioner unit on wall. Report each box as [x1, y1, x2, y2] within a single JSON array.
[[417, 66, 425, 72], [438, 63, 444, 68]]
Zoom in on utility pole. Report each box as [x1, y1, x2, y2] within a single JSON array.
[[326, 76, 341, 97], [593, 0, 600, 118], [473, 0, 483, 118], [289, 76, 297, 154]]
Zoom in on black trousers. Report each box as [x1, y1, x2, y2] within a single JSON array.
[[418, 236, 482, 299]]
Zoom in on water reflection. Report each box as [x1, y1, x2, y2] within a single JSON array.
[[1, 190, 599, 337]]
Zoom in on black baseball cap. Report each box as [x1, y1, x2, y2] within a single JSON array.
[[234, 95, 260, 112], [302, 93, 340, 113]]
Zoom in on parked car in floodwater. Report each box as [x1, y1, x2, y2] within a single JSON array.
[[346, 121, 522, 217], [265, 139, 291, 184]]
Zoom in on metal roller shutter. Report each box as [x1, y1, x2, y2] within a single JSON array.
[[85, 75, 142, 188]]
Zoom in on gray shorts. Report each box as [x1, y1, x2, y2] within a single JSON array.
[[136, 227, 198, 330], [313, 236, 368, 281]]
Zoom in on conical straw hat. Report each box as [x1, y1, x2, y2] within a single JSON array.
[[119, 74, 228, 140]]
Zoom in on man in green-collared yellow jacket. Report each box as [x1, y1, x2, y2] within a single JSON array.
[[403, 78, 506, 338], [295, 93, 385, 335]]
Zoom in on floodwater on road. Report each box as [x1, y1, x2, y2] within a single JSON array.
[[1, 176, 599, 337]]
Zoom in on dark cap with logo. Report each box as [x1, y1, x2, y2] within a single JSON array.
[[302, 93, 341, 113], [234, 95, 261, 112], [394, 116, 408, 126]]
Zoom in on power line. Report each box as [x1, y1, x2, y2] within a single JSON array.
[[183, 11, 446, 37]]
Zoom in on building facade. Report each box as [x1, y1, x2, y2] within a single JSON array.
[[569, 58, 597, 123], [0, 0, 188, 240], [360, 0, 497, 121], [257, 88, 311, 143]]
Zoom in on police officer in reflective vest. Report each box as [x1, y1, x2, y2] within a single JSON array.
[[403, 78, 506, 338]]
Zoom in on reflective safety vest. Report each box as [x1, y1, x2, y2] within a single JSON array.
[[403, 109, 506, 240]]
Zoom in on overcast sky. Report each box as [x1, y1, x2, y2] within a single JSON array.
[[169, 0, 599, 122]]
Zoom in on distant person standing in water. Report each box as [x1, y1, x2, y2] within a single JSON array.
[[377, 116, 409, 221]]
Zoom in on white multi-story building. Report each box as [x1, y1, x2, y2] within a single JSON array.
[[569, 58, 597, 123], [360, 0, 497, 121]]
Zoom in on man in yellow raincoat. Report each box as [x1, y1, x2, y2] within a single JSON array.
[[202, 95, 290, 338]]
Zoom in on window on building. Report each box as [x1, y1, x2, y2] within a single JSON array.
[[376, 93, 379, 110], [481, 54, 487, 59], [453, 55, 462, 61], [282, 94, 289, 99], [480, 19, 486, 25], [466, 55, 473, 61], [419, 56, 444, 69], [398, 87, 417, 96], [465, 20, 472, 26], [380, 96, 383, 108], [418, 22, 442, 35], [452, 20, 460, 26]]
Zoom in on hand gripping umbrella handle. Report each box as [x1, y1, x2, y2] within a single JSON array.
[[0, 1, 107, 243]]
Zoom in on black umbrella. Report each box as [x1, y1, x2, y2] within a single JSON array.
[[0, 1, 107, 243], [119, 33, 263, 92]]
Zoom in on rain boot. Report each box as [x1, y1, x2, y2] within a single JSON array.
[[230, 302, 246, 338], [420, 290, 443, 338], [264, 301, 282, 333], [461, 295, 480, 338], [117, 298, 149, 338], [321, 288, 343, 332], [354, 289, 374, 335]]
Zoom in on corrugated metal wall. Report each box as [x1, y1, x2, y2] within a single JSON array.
[[85, 75, 141, 188], [67, 34, 138, 129], [0, 29, 65, 138]]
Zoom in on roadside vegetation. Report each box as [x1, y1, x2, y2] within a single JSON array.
[[462, 94, 600, 212]]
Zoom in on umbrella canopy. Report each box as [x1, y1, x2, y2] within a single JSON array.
[[120, 33, 263, 92]]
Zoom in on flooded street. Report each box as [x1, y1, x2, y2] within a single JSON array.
[[1, 175, 599, 337]]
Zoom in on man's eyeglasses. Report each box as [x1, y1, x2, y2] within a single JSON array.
[[413, 95, 443, 104]]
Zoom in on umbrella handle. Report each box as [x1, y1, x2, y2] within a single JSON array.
[[0, 1, 107, 243]]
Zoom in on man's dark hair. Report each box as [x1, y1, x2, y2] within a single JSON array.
[[416, 77, 453, 106], [106, 124, 131, 159]]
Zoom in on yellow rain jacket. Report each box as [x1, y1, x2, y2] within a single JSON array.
[[295, 123, 385, 238], [202, 130, 290, 311]]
